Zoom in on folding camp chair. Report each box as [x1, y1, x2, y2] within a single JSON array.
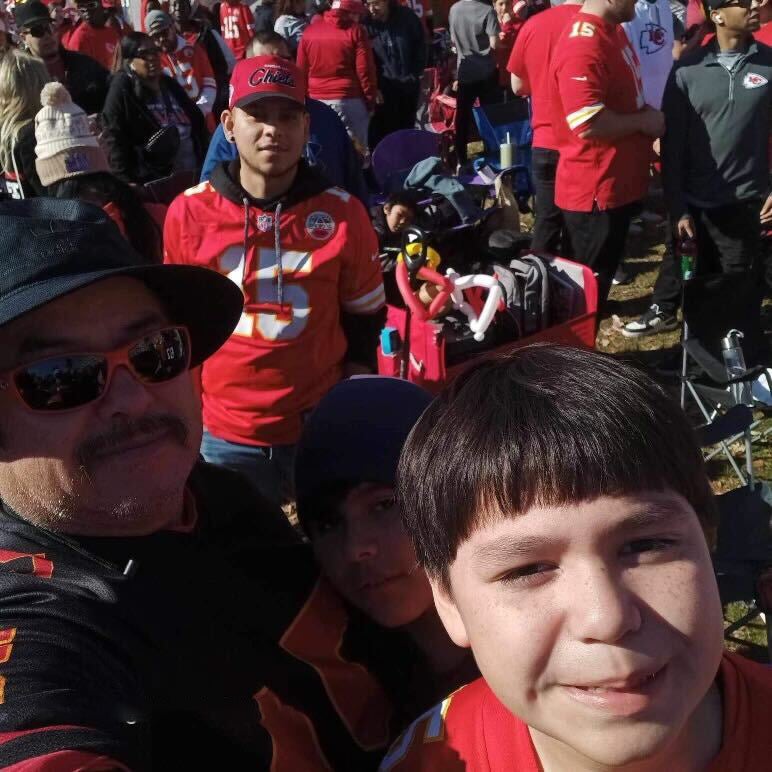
[[472, 98, 533, 170], [470, 98, 534, 208], [711, 480, 772, 657], [678, 272, 772, 486]]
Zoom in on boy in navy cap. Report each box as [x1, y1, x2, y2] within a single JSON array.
[[296, 377, 479, 726]]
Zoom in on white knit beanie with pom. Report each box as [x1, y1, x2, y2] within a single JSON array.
[[35, 82, 110, 187]]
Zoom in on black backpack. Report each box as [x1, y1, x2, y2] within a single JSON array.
[[493, 254, 551, 338]]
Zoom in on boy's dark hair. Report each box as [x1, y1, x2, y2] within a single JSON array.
[[397, 344, 718, 587], [384, 191, 419, 212]]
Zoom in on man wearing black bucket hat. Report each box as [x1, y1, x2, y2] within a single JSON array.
[[14, 0, 110, 115], [0, 199, 396, 770]]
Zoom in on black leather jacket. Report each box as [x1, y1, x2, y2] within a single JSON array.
[[101, 68, 208, 184]]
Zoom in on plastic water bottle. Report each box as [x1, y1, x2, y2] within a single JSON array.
[[500, 131, 514, 169], [721, 329, 753, 406], [677, 238, 697, 281]]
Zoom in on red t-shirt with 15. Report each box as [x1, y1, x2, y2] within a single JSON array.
[[549, 12, 650, 212]]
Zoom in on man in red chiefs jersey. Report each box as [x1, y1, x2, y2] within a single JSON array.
[[164, 55, 385, 507], [146, 9, 217, 120], [548, 0, 665, 306], [508, 0, 580, 254], [63, 0, 123, 70], [219, 0, 255, 59]]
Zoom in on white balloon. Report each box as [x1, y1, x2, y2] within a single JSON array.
[[446, 270, 502, 342]]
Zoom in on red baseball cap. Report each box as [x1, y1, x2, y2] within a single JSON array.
[[228, 56, 306, 111]]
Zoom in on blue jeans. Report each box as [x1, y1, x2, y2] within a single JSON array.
[[200, 430, 296, 508]]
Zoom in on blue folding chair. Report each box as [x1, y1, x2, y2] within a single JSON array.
[[472, 98, 534, 207]]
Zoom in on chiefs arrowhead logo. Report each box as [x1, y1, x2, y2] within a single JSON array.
[[743, 72, 768, 89]]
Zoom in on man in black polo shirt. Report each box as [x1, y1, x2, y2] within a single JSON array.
[[624, 0, 771, 344]]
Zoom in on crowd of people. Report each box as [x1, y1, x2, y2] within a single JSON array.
[[0, 0, 771, 768]]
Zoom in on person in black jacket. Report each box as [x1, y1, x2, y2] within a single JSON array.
[[364, 0, 427, 148], [13, 0, 110, 115], [102, 31, 209, 183], [0, 198, 402, 770]]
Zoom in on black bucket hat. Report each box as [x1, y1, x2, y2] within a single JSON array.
[[13, 1, 53, 29], [0, 199, 243, 367]]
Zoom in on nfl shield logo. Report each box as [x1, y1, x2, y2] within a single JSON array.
[[257, 214, 273, 232]]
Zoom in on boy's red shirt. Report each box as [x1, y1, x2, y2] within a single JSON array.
[[380, 652, 772, 771]]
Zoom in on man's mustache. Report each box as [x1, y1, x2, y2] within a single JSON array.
[[77, 414, 189, 469]]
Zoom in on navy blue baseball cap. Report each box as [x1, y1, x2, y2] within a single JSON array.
[[295, 376, 433, 523], [0, 199, 243, 367]]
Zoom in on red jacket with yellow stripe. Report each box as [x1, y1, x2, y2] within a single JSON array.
[[164, 161, 385, 447], [380, 653, 772, 772]]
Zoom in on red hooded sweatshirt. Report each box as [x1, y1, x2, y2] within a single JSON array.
[[296, 10, 378, 106]]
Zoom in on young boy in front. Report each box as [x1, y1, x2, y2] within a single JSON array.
[[382, 343, 772, 771]]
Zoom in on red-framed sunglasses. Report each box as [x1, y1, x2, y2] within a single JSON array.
[[0, 326, 191, 412]]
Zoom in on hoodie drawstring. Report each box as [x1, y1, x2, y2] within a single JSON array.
[[242, 197, 285, 309], [242, 197, 250, 295], [274, 201, 284, 309]]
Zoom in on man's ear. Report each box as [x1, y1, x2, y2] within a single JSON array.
[[221, 109, 236, 143], [711, 11, 723, 24], [430, 576, 471, 649]]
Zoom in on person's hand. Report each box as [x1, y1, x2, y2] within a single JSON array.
[[676, 214, 696, 240], [652, 137, 661, 156], [375, 90, 384, 106], [638, 105, 665, 138], [760, 194, 772, 224]]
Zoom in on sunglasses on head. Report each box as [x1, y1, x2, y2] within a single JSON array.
[[24, 22, 52, 37], [0, 326, 191, 412]]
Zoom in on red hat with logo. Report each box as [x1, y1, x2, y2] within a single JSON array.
[[330, 0, 366, 12], [228, 56, 306, 111]]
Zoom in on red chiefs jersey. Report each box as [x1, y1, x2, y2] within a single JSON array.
[[219, 0, 255, 60], [160, 35, 216, 110], [507, 4, 579, 150], [62, 21, 122, 70], [380, 679, 540, 771], [163, 164, 384, 447], [549, 12, 650, 212], [381, 653, 772, 772]]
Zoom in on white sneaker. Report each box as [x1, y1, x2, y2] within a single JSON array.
[[622, 304, 679, 338]]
